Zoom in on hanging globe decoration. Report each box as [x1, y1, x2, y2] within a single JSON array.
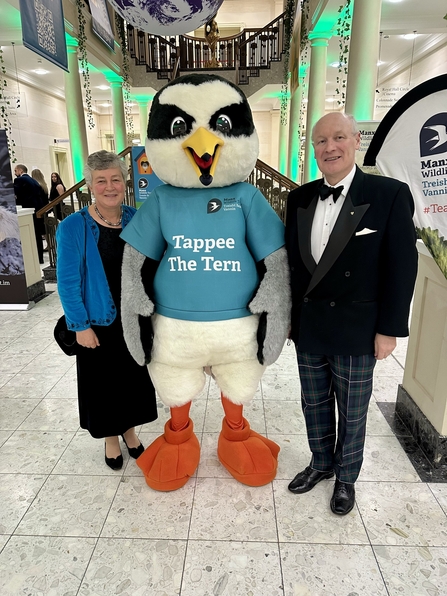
[[108, 0, 225, 36]]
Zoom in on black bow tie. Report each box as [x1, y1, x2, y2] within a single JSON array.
[[319, 184, 344, 202]]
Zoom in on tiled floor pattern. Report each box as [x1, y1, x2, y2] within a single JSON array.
[[0, 279, 446, 595]]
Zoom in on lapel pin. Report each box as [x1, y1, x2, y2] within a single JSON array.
[[351, 211, 354, 215]]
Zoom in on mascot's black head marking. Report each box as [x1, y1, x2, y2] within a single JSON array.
[[148, 74, 250, 141], [148, 104, 195, 141], [209, 103, 254, 137], [145, 73, 259, 189]]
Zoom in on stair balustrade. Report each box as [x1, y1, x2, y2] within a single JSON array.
[[127, 12, 286, 85], [247, 159, 298, 223]]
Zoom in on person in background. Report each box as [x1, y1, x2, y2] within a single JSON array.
[[56, 150, 158, 470], [31, 169, 50, 251], [31, 169, 49, 201], [13, 163, 46, 263], [285, 112, 418, 515], [50, 172, 66, 220]]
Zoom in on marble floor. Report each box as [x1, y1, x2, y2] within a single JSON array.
[[0, 281, 446, 595]]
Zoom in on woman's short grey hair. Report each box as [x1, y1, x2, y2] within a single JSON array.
[[83, 150, 128, 186]]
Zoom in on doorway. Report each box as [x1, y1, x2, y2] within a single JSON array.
[[49, 146, 72, 188]]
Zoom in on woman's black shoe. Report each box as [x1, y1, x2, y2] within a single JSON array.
[[121, 435, 145, 459], [104, 444, 123, 470]]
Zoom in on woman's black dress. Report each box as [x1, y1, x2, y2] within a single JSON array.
[[76, 225, 157, 438], [49, 185, 64, 220]]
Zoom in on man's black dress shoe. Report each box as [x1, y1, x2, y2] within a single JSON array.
[[121, 435, 145, 459], [288, 466, 335, 494], [330, 479, 355, 515], [104, 444, 123, 470]]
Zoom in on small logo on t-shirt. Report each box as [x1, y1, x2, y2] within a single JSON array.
[[223, 197, 241, 211], [207, 199, 222, 213]]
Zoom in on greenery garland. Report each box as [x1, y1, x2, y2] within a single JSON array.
[[0, 47, 16, 161], [76, 0, 95, 129], [297, 0, 310, 180], [280, 0, 298, 126], [115, 14, 134, 145], [300, 0, 310, 52], [335, 0, 352, 107]]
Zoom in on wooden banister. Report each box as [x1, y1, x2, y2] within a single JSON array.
[[237, 13, 284, 50]]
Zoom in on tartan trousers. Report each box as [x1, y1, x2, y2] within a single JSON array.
[[296, 351, 376, 484]]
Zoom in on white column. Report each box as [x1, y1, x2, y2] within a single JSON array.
[[303, 34, 330, 183], [287, 64, 308, 182], [278, 104, 289, 175], [270, 110, 280, 170], [138, 101, 148, 142], [345, 0, 382, 120], [107, 79, 127, 153], [64, 41, 89, 182]]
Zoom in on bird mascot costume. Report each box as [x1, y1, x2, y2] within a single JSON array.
[[121, 73, 290, 491]]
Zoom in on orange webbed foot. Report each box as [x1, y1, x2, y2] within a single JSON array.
[[217, 417, 280, 486], [137, 418, 200, 491]]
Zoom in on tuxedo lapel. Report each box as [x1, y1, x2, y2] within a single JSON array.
[[304, 168, 370, 296], [297, 192, 319, 275]]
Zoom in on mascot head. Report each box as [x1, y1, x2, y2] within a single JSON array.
[[145, 74, 259, 189]]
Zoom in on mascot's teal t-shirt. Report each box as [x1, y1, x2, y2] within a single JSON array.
[[121, 182, 285, 321]]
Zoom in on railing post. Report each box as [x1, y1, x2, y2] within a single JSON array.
[[137, 30, 145, 65], [127, 25, 135, 57], [179, 36, 187, 69]]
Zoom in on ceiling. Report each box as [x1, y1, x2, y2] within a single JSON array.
[[0, 0, 446, 116]]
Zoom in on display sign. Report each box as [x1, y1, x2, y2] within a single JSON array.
[[90, 0, 115, 51], [365, 75, 447, 279], [356, 121, 380, 175], [131, 146, 164, 208], [19, 0, 68, 72], [0, 130, 29, 309]]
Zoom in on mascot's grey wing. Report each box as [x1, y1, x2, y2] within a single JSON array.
[[248, 246, 291, 366], [121, 244, 155, 366]]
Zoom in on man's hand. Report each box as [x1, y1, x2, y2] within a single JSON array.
[[374, 333, 396, 360], [76, 328, 100, 349]]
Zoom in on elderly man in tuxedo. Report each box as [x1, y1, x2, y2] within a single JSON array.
[[285, 112, 417, 515]]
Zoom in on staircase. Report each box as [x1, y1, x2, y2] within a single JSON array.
[[128, 12, 287, 92], [37, 149, 297, 280]]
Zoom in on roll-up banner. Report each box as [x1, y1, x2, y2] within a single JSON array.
[[364, 75, 447, 279], [0, 130, 29, 309]]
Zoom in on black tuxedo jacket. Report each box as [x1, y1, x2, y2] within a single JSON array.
[[285, 166, 418, 355], [14, 174, 47, 211]]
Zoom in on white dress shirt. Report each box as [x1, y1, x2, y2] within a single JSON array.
[[311, 165, 357, 263]]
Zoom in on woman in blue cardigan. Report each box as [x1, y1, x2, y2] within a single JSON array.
[[56, 150, 157, 470]]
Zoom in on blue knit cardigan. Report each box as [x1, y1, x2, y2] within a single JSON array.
[[56, 205, 135, 330]]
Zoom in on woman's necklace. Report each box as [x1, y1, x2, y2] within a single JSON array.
[[94, 204, 123, 227]]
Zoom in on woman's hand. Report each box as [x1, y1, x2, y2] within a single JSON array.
[[76, 328, 100, 348]]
